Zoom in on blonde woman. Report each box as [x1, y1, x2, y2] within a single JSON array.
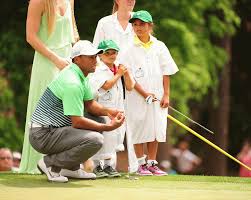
[[19, 0, 79, 174], [93, 0, 138, 172]]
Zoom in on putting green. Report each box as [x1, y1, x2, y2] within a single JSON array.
[[0, 173, 250, 200]]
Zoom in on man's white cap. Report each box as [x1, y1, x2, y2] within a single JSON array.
[[71, 40, 103, 59]]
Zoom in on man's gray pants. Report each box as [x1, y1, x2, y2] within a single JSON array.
[[29, 126, 104, 172]]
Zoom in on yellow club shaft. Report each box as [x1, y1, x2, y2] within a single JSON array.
[[167, 114, 251, 171]]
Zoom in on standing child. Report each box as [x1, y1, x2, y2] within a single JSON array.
[[89, 40, 135, 177], [120, 10, 179, 176]]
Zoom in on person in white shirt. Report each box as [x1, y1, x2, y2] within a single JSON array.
[[89, 40, 135, 178], [93, 0, 135, 63], [120, 10, 179, 176], [171, 137, 202, 174], [93, 0, 138, 172]]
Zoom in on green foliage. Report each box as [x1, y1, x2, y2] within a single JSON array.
[[206, 1, 240, 37], [0, 31, 32, 122], [0, 76, 13, 111], [0, 72, 23, 151], [0, 116, 23, 151], [0, 1, 29, 150]]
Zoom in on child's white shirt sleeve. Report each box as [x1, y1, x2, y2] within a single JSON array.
[[159, 42, 179, 75], [89, 67, 110, 96]]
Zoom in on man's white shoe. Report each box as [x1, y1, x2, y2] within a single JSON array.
[[37, 158, 68, 183], [60, 168, 96, 179]]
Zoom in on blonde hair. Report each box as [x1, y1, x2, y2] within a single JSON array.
[[44, 0, 56, 35], [112, 0, 119, 14]]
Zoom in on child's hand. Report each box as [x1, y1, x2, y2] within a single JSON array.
[[118, 64, 128, 76], [160, 95, 169, 108]]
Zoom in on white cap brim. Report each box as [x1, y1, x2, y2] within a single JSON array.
[[71, 49, 103, 59], [71, 40, 104, 59]]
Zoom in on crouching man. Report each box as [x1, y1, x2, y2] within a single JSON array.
[[29, 40, 125, 183]]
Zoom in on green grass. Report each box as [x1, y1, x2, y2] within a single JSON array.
[[0, 173, 251, 200]]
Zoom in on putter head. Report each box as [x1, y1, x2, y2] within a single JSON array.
[[146, 95, 159, 104], [146, 95, 153, 104]]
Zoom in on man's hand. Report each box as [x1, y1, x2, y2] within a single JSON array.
[[106, 112, 125, 131], [107, 109, 124, 120]]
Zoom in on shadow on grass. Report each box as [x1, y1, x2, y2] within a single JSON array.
[[0, 173, 94, 188]]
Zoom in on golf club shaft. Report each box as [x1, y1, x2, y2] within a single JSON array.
[[167, 114, 251, 171], [168, 106, 214, 134]]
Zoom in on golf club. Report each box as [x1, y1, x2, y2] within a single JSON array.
[[168, 106, 214, 135], [146, 95, 214, 134]]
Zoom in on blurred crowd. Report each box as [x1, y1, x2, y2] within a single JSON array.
[[0, 148, 21, 172], [159, 137, 251, 177]]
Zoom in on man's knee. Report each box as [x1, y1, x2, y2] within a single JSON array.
[[89, 132, 104, 149]]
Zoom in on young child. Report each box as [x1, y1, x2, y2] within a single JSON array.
[[89, 39, 135, 178], [120, 10, 179, 176]]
